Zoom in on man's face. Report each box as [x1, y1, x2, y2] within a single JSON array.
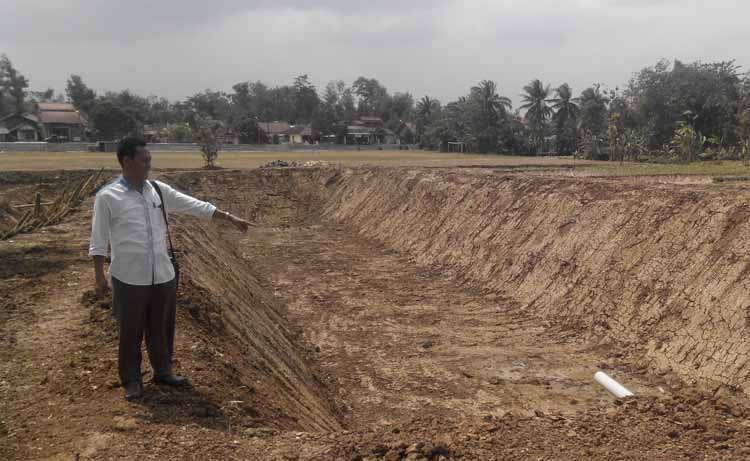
[[123, 146, 152, 180]]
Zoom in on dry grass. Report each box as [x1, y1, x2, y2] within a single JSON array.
[[0, 149, 597, 171], [7, 149, 748, 178], [584, 160, 750, 177]]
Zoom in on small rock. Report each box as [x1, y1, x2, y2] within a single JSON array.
[[112, 416, 138, 432], [384, 450, 401, 461], [371, 444, 388, 456], [405, 443, 423, 454], [243, 427, 277, 438]]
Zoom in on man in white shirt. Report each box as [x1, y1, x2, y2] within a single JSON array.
[[89, 137, 251, 400]]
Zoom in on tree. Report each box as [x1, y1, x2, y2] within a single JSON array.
[[468, 80, 511, 153], [607, 113, 624, 163], [89, 100, 138, 140], [191, 116, 224, 169], [234, 115, 266, 144], [29, 88, 55, 102], [293, 74, 320, 124], [389, 92, 414, 120], [66, 75, 97, 114], [159, 123, 192, 143], [352, 77, 388, 116], [670, 121, 704, 163], [550, 83, 579, 154], [737, 78, 750, 165], [578, 85, 609, 159], [626, 59, 741, 149], [186, 90, 233, 124], [416, 95, 441, 146], [0, 54, 29, 113], [520, 79, 552, 154]]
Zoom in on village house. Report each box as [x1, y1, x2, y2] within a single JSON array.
[[344, 117, 398, 145], [258, 121, 291, 143], [284, 125, 313, 144], [36, 102, 88, 141], [0, 113, 41, 141]]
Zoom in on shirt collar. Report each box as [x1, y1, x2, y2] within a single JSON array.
[[118, 175, 146, 193]]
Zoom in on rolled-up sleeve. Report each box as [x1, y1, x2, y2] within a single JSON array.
[[89, 193, 111, 257], [157, 181, 216, 218]]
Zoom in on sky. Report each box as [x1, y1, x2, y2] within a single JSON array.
[[1, 0, 748, 105]]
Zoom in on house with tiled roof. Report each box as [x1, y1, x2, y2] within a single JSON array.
[[36, 102, 88, 141]]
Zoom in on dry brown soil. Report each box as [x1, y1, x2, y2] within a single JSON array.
[[2, 167, 750, 460]]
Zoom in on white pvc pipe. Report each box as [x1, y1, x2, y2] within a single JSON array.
[[594, 371, 634, 398]]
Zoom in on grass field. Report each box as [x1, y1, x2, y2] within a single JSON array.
[[3, 149, 750, 177], [585, 160, 750, 177], [0, 149, 596, 171]]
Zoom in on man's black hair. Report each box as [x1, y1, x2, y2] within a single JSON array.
[[117, 136, 147, 166]]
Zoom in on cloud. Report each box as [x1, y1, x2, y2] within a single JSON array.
[[1, 0, 749, 106]]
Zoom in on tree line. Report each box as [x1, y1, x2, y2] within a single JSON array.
[[2, 53, 750, 161]]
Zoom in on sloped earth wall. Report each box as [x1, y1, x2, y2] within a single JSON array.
[[320, 168, 750, 392]]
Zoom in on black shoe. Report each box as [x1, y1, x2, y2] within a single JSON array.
[[124, 381, 143, 400], [152, 374, 188, 386]]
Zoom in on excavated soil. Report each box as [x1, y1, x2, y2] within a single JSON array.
[[3, 167, 750, 460]]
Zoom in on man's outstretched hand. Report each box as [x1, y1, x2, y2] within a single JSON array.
[[213, 209, 256, 232], [229, 214, 254, 233]]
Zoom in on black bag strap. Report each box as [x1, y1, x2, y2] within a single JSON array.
[[150, 180, 176, 259]]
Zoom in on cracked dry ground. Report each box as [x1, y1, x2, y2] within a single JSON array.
[[3, 168, 750, 460]]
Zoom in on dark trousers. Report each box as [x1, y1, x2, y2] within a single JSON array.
[[112, 277, 177, 385]]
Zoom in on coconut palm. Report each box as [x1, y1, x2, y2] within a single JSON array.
[[416, 95, 440, 143], [417, 95, 438, 120], [550, 83, 580, 154], [470, 80, 512, 129], [468, 80, 511, 153], [520, 79, 553, 154]]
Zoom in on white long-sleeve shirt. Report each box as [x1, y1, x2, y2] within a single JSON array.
[[89, 176, 216, 286]]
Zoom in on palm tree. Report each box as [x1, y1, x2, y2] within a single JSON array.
[[550, 83, 579, 154], [470, 80, 512, 129], [520, 79, 553, 154], [468, 80, 512, 153], [416, 95, 440, 144], [417, 95, 438, 120]]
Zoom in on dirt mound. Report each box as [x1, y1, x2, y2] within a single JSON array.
[[323, 168, 750, 393]]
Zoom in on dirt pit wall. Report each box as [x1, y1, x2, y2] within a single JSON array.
[[321, 168, 750, 392], [159, 169, 341, 432]]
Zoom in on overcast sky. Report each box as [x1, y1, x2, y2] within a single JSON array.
[[1, 0, 748, 105]]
